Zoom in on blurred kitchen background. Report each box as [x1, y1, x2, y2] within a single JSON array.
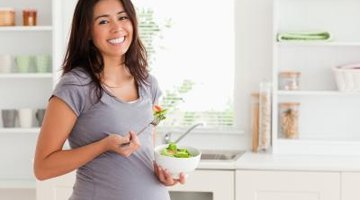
[[1, 0, 360, 200]]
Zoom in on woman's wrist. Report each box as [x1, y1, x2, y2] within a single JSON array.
[[98, 135, 111, 152]]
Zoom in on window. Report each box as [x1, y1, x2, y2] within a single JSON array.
[[134, 0, 237, 132]]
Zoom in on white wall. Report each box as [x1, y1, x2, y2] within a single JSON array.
[[210, 0, 273, 150]]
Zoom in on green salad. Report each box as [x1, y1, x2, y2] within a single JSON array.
[[161, 143, 193, 158]]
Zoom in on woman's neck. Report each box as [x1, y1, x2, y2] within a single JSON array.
[[101, 64, 133, 87]]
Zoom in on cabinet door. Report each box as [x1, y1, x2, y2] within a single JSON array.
[[170, 170, 234, 200], [36, 170, 234, 200], [342, 172, 360, 200], [36, 172, 75, 200], [236, 170, 340, 200]]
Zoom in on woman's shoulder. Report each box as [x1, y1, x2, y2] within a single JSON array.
[[61, 67, 92, 85], [146, 73, 159, 86], [143, 73, 162, 103], [144, 74, 161, 92]]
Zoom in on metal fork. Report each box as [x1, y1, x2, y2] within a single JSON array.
[[119, 118, 161, 147]]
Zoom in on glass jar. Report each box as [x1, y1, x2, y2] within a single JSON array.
[[279, 71, 301, 90], [23, 9, 37, 26], [0, 8, 15, 26], [279, 102, 300, 139], [258, 81, 272, 151], [250, 93, 260, 152]]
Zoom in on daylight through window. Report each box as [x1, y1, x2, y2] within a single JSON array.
[[134, 0, 235, 130]]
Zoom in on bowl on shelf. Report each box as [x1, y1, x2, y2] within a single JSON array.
[[154, 144, 201, 179], [333, 64, 360, 92]]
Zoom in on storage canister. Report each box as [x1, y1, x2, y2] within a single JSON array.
[[250, 93, 260, 152], [279, 71, 301, 90], [0, 8, 16, 26], [23, 9, 37, 26], [258, 81, 272, 151], [279, 102, 300, 139]]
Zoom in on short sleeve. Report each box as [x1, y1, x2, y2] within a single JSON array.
[[149, 75, 162, 105], [51, 72, 87, 116]]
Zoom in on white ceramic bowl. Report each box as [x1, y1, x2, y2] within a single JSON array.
[[154, 144, 201, 179]]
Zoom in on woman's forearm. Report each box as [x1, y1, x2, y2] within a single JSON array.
[[34, 137, 109, 180]]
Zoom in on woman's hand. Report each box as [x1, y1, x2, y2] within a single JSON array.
[[154, 162, 186, 186], [104, 131, 140, 157]]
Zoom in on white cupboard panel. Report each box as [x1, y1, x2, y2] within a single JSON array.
[[341, 172, 360, 200], [236, 170, 340, 200], [36, 172, 75, 200], [170, 170, 234, 200]]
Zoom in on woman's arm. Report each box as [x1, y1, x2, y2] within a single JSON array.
[[33, 97, 138, 180]]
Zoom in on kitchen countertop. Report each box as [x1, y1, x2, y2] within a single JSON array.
[[198, 151, 360, 172], [198, 159, 237, 170]]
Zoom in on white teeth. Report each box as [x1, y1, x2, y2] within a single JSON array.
[[108, 37, 125, 44]]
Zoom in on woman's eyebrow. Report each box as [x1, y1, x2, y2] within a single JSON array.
[[117, 11, 127, 15], [94, 11, 126, 21]]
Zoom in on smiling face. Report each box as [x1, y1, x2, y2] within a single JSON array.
[[91, 0, 133, 61]]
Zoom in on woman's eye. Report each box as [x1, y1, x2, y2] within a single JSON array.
[[99, 20, 108, 25], [119, 16, 128, 21]]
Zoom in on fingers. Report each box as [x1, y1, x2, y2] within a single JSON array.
[[118, 131, 140, 147], [106, 132, 141, 157], [157, 166, 167, 184], [178, 172, 186, 184], [122, 131, 140, 153], [118, 133, 132, 147], [129, 131, 139, 144], [155, 164, 186, 186], [153, 162, 159, 176], [122, 134, 131, 144], [126, 131, 140, 149]]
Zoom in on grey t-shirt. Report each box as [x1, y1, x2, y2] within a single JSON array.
[[52, 68, 170, 200]]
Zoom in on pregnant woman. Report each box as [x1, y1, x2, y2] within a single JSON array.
[[33, 0, 185, 199]]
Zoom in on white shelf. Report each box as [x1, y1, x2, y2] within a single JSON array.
[[0, 0, 57, 192], [276, 41, 360, 47], [0, 179, 35, 189], [0, 26, 52, 32], [0, 73, 52, 79], [272, 0, 360, 156], [0, 128, 40, 134], [277, 90, 360, 96]]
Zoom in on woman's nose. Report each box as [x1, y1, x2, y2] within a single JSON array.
[[111, 21, 122, 33]]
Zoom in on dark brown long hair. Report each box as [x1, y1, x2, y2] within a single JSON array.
[[62, 0, 149, 100]]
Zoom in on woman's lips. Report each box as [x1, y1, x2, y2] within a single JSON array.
[[108, 37, 125, 45]]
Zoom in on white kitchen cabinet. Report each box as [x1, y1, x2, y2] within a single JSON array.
[[341, 172, 360, 200], [272, 0, 360, 155], [170, 169, 235, 200], [236, 170, 340, 200], [36, 172, 75, 200], [0, 0, 63, 191], [36, 169, 235, 200]]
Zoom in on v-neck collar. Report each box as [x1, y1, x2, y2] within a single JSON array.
[[101, 84, 143, 105]]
